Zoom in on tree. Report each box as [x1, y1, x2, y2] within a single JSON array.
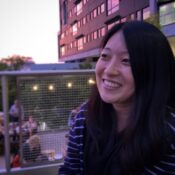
[[0, 54, 34, 70], [0, 55, 35, 110], [145, 14, 161, 29]]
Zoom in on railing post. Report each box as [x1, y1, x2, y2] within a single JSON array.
[[1, 75, 11, 173]]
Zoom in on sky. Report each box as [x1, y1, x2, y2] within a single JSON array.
[[0, 0, 60, 64]]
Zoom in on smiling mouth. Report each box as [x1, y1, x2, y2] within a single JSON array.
[[103, 79, 121, 89]]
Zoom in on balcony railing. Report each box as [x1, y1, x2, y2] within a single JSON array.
[[0, 69, 95, 175]]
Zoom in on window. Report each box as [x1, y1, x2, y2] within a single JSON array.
[[130, 13, 135, 20], [159, 2, 175, 25], [61, 32, 65, 39], [83, 0, 87, 5], [107, 20, 120, 30], [108, 0, 119, 15], [61, 46, 66, 56], [137, 10, 142, 20], [72, 23, 78, 35], [121, 17, 126, 22], [83, 17, 86, 25], [78, 37, 83, 50], [77, 1, 83, 15], [90, 11, 93, 19], [99, 27, 106, 38], [70, 42, 73, 49], [101, 3, 105, 13], [91, 32, 94, 40], [83, 36, 87, 44], [74, 40, 77, 48], [101, 27, 106, 36], [63, 0, 68, 25], [98, 6, 101, 15], [93, 9, 97, 18], [87, 14, 90, 22], [78, 20, 81, 28], [143, 7, 151, 20], [93, 31, 98, 40], [69, 10, 72, 18], [87, 34, 91, 42]]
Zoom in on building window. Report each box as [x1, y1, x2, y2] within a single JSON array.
[[130, 13, 135, 20], [107, 20, 120, 30], [137, 10, 142, 20], [83, 36, 87, 44], [74, 6, 77, 14], [61, 46, 66, 56], [93, 9, 97, 18], [143, 7, 151, 20], [63, 0, 68, 25], [98, 6, 101, 15], [78, 20, 81, 28], [70, 42, 73, 49], [77, 1, 83, 15], [87, 34, 91, 42], [108, 0, 119, 15], [87, 14, 90, 22], [159, 2, 175, 26], [69, 10, 72, 18], [83, 0, 87, 5], [99, 27, 106, 38], [90, 11, 94, 19], [74, 41, 77, 48], [61, 32, 65, 39], [121, 17, 126, 22], [72, 22, 78, 35], [83, 17, 86, 25], [78, 37, 83, 50], [91, 32, 94, 40], [101, 3, 105, 13], [93, 31, 98, 40]]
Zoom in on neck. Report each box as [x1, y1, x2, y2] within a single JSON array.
[[113, 103, 133, 132]]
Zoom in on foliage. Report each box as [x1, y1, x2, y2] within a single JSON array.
[[0, 54, 34, 71], [79, 58, 94, 69], [145, 14, 161, 29], [0, 55, 34, 111]]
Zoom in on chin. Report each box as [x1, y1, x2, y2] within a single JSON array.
[[101, 97, 116, 104]]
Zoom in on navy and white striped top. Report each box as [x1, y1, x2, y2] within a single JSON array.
[[58, 106, 175, 175]]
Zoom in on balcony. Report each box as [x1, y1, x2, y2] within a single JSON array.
[[0, 69, 95, 175]]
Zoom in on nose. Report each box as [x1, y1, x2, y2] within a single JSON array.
[[104, 58, 119, 76]]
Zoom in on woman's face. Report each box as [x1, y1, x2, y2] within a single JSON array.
[[95, 31, 135, 108]]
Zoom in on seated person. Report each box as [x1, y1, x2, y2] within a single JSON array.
[[22, 116, 38, 136], [22, 134, 41, 162]]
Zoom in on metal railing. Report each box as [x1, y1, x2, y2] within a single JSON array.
[[0, 70, 95, 175]]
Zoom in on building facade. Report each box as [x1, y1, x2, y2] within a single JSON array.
[[58, 0, 175, 62]]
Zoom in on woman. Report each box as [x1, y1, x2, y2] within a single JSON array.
[[59, 21, 175, 175]]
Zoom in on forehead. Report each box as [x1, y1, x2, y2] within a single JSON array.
[[104, 31, 128, 53]]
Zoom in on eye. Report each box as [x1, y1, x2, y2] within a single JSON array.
[[100, 53, 110, 61], [122, 58, 130, 65]]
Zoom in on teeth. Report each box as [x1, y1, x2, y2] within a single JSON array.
[[103, 80, 121, 88]]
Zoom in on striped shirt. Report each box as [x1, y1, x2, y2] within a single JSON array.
[[58, 107, 175, 175]]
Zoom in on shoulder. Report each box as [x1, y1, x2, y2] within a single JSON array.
[[73, 102, 87, 126]]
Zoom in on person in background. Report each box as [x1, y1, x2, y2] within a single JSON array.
[[22, 134, 41, 162], [58, 21, 175, 175], [9, 99, 23, 123], [22, 115, 38, 137]]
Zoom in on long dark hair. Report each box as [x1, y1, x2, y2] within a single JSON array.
[[87, 21, 175, 174]]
